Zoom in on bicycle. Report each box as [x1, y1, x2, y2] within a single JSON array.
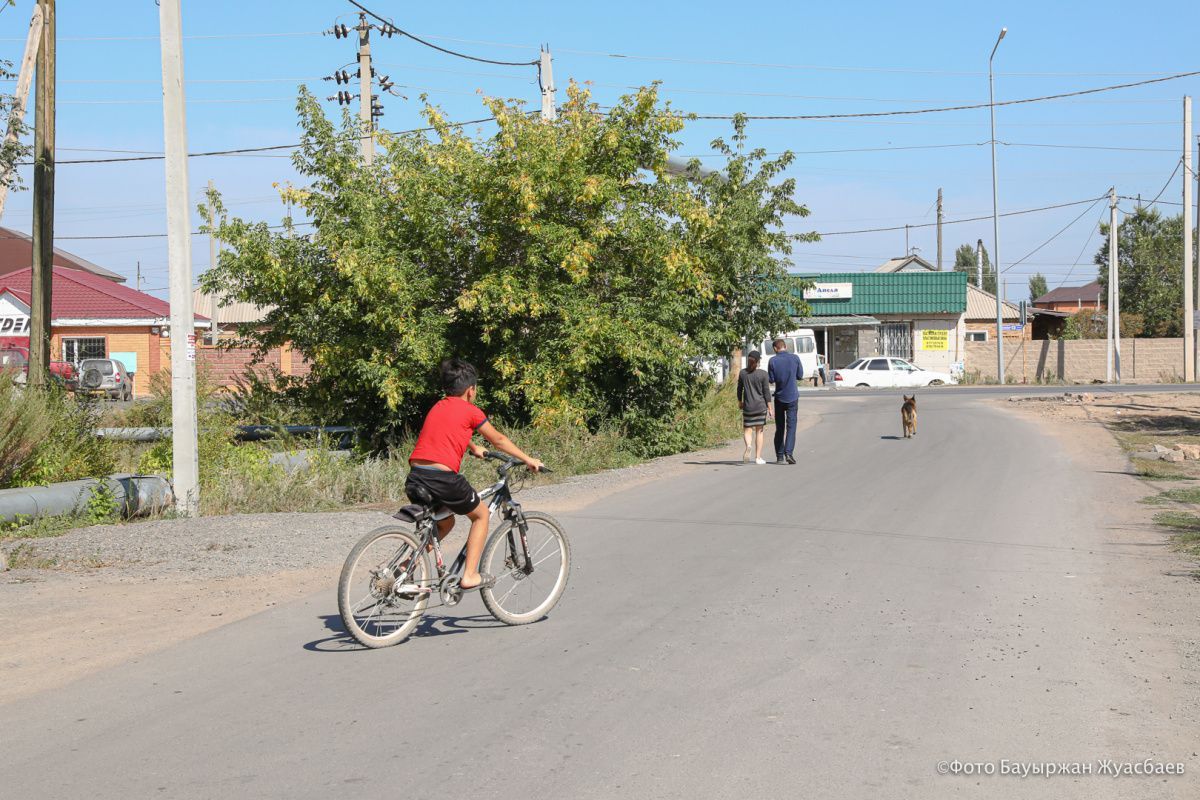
[[337, 452, 571, 648]]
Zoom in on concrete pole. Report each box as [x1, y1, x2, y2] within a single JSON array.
[[1112, 189, 1121, 382], [539, 46, 557, 122], [1185, 97, 1195, 381], [0, 3, 44, 221], [28, 0, 54, 389], [975, 239, 984, 289], [357, 14, 374, 165], [936, 188, 943, 270], [989, 27, 1007, 385], [159, 0, 200, 516]]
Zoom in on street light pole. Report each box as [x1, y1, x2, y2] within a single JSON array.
[[989, 27, 1007, 384]]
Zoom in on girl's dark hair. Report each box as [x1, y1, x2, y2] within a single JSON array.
[[441, 358, 478, 396]]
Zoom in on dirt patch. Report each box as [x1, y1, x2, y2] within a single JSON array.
[[1003, 391, 1200, 561]]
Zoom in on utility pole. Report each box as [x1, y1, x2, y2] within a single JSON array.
[[28, 0, 54, 389], [936, 188, 944, 270], [356, 14, 374, 165], [539, 46, 557, 121], [975, 239, 984, 290], [159, 0, 200, 516], [1185, 97, 1195, 381], [136, 260, 141, 292], [989, 26, 1007, 385], [0, 3, 44, 221], [1107, 188, 1120, 383], [904, 224, 910, 257]]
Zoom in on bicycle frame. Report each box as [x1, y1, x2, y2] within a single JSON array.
[[392, 465, 534, 592]]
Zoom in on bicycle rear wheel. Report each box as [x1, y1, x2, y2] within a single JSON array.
[[338, 525, 431, 648], [480, 511, 570, 625]]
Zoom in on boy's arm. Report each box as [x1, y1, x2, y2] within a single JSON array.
[[476, 421, 545, 472]]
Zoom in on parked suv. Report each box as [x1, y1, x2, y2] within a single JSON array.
[[76, 358, 133, 400]]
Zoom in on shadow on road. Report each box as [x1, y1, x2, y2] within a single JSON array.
[[879, 435, 903, 440], [682, 459, 746, 466], [303, 612, 512, 652]]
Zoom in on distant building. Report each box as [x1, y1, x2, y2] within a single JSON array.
[[1033, 280, 1103, 313], [0, 226, 126, 283], [873, 254, 938, 273]]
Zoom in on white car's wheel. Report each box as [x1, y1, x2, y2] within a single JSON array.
[[856, 383, 869, 388], [928, 379, 944, 386]]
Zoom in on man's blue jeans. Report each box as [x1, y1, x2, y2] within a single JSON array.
[[773, 398, 798, 459]]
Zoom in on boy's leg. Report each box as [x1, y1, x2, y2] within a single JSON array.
[[459, 502, 491, 589], [436, 516, 454, 541], [772, 398, 785, 459]]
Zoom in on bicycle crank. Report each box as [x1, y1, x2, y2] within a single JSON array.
[[439, 576, 463, 607]]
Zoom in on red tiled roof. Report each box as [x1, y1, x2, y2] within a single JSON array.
[[0, 226, 126, 282], [0, 266, 206, 321]]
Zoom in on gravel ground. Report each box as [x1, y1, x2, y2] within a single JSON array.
[[2, 435, 757, 580]]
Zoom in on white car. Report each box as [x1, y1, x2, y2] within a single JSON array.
[[833, 357, 957, 388]]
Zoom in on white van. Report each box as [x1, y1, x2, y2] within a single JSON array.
[[744, 329, 820, 384]]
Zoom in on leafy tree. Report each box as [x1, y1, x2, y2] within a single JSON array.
[[953, 242, 996, 294], [1095, 207, 1194, 337], [682, 113, 814, 378], [204, 84, 809, 455], [1028, 272, 1047, 303], [0, 56, 29, 193]]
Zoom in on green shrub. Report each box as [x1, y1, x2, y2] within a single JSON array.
[[2, 382, 113, 488]]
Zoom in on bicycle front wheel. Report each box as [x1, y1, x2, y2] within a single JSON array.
[[338, 525, 431, 648], [480, 511, 571, 625]]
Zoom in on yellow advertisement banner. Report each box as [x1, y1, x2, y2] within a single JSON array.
[[921, 329, 949, 351]]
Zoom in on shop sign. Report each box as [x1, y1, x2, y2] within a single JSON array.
[[921, 329, 949, 351], [0, 314, 30, 335], [803, 283, 853, 300]]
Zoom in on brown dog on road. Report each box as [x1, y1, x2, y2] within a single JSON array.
[[901, 395, 917, 439]]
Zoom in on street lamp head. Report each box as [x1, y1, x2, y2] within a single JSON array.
[[998, 27, 1007, 40]]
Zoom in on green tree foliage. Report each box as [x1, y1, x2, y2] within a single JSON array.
[[0, 56, 29, 193], [204, 85, 809, 455], [683, 114, 813, 355], [1096, 207, 1194, 337], [1028, 272, 1047, 303], [953, 242, 996, 294]]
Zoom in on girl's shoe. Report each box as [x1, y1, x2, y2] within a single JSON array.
[[742, 448, 751, 464], [755, 457, 766, 465]]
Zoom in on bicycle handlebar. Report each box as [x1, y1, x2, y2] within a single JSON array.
[[482, 451, 552, 474]]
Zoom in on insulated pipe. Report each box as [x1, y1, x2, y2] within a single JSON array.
[[0, 474, 174, 525], [95, 425, 356, 448]]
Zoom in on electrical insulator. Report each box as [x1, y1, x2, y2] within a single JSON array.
[[333, 70, 350, 85], [378, 75, 394, 92], [330, 23, 349, 39], [337, 91, 353, 105], [379, 24, 397, 38]]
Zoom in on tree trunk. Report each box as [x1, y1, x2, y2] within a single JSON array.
[[728, 346, 742, 385]]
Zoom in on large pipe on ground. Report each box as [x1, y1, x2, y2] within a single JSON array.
[[95, 425, 356, 447], [0, 474, 174, 526]]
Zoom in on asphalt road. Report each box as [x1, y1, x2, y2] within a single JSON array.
[[4, 392, 1197, 799]]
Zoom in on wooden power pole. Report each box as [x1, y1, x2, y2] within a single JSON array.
[[0, 4, 44, 221], [28, 0, 54, 388]]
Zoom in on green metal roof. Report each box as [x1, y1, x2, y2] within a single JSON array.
[[791, 272, 967, 316]]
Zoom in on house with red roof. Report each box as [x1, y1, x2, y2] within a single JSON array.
[[0, 266, 207, 397], [0, 226, 126, 283]]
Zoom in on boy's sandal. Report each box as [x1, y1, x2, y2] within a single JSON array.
[[460, 573, 496, 592]]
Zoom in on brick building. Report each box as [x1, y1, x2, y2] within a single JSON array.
[[0, 266, 207, 397], [1033, 280, 1103, 312]]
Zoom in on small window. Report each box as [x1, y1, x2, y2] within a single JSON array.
[[846, 359, 864, 369], [867, 359, 889, 371], [81, 359, 114, 375], [63, 337, 106, 363], [890, 359, 915, 371], [797, 337, 815, 354], [966, 331, 988, 342]]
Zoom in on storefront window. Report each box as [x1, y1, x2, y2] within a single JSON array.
[[62, 337, 106, 364]]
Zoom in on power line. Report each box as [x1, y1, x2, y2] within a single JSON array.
[[15, 115, 510, 165], [0, 31, 323, 43], [344, 0, 538, 67], [1002, 195, 1108, 273], [814, 195, 1107, 237], [1148, 160, 1182, 205], [1052, 211, 1108, 290], [679, 70, 1200, 120], [0, 221, 315, 242]]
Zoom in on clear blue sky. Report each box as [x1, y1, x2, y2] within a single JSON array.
[[2, 0, 1198, 302]]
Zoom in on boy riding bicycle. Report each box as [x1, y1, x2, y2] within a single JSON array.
[[406, 359, 544, 591]]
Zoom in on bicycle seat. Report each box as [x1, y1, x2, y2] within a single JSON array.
[[406, 484, 435, 507]]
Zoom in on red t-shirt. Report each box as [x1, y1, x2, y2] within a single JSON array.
[[409, 396, 488, 472]]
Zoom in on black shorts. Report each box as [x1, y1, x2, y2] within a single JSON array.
[[405, 466, 481, 515]]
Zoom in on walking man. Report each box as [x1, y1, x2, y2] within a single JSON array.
[[767, 337, 804, 465]]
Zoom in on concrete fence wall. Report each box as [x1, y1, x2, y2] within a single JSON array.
[[964, 337, 1185, 383]]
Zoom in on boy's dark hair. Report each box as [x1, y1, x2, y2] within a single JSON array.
[[441, 358, 478, 396]]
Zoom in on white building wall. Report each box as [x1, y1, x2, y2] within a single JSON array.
[[909, 314, 964, 373]]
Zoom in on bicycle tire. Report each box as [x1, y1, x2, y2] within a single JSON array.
[[338, 525, 431, 648], [480, 511, 570, 626]]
